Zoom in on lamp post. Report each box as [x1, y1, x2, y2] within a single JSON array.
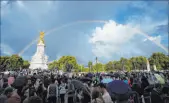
[[96, 57, 98, 73], [121, 59, 125, 71]]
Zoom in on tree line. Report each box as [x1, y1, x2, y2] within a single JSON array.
[[0, 54, 29, 71], [49, 52, 169, 72], [0, 52, 169, 72]]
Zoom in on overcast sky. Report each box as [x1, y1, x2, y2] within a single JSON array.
[[0, 1, 168, 65]]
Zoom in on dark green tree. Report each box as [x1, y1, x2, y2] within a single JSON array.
[[9, 54, 23, 70], [22, 60, 30, 69], [149, 52, 169, 70], [57, 56, 79, 72], [105, 61, 114, 72], [48, 60, 60, 70], [0, 56, 10, 71], [93, 63, 104, 72]]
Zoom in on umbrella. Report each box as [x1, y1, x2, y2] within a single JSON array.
[[154, 74, 165, 84], [35, 75, 43, 81], [162, 84, 169, 94], [71, 80, 90, 94], [71, 80, 84, 89], [101, 78, 112, 84], [13, 76, 27, 87], [87, 73, 93, 78], [147, 75, 156, 85], [113, 73, 120, 78], [80, 77, 92, 82], [107, 80, 131, 94], [106, 73, 114, 77]]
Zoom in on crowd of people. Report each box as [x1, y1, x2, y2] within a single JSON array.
[[0, 69, 169, 103]]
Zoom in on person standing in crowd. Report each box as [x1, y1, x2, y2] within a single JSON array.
[[47, 79, 58, 103], [36, 80, 44, 98], [28, 96, 42, 103], [7, 90, 21, 103], [0, 87, 14, 103], [92, 86, 105, 103], [167, 76, 169, 85], [59, 79, 67, 103], [0, 73, 4, 88], [98, 83, 113, 103], [22, 79, 36, 103], [141, 76, 149, 92], [8, 74, 15, 87], [128, 77, 133, 87], [123, 77, 128, 84]]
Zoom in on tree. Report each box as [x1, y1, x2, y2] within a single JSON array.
[[65, 62, 73, 72], [82, 68, 90, 72], [105, 61, 114, 72], [82, 67, 89, 72], [93, 63, 105, 72], [149, 52, 169, 70], [113, 61, 122, 71], [120, 57, 133, 72], [48, 60, 60, 70], [88, 61, 93, 72], [0, 56, 10, 71], [0, 55, 24, 70], [57, 56, 79, 72], [22, 60, 30, 69], [120, 57, 127, 71], [1, 52, 168, 72], [130, 57, 137, 70], [129, 56, 147, 71], [9, 54, 24, 70]]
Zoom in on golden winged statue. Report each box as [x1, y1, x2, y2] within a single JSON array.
[[38, 31, 45, 44]]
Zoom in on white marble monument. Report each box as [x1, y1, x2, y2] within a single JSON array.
[[146, 58, 151, 72], [29, 32, 48, 70]]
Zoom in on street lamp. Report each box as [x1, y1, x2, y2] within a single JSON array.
[[96, 57, 98, 73]]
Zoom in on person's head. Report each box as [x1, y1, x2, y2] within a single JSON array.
[[115, 76, 119, 80], [97, 83, 106, 94], [7, 92, 21, 103], [36, 79, 40, 82], [33, 73, 36, 76], [4, 87, 14, 98], [28, 96, 42, 103], [55, 80, 58, 85], [123, 77, 127, 80], [92, 87, 100, 99]]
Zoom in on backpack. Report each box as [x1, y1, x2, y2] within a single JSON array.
[[59, 83, 67, 94], [48, 84, 58, 97]]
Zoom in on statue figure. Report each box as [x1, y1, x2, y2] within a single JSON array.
[[38, 32, 45, 44]]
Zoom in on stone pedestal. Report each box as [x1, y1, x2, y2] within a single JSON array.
[[146, 59, 150, 72], [29, 41, 48, 70]]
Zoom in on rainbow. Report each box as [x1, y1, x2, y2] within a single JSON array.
[[18, 20, 168, 56]]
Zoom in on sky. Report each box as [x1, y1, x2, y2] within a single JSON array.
[[0, 1, 168, 65]]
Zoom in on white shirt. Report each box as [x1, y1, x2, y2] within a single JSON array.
[[59, 83, 67, 94], [102, 92, 113, 103]]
